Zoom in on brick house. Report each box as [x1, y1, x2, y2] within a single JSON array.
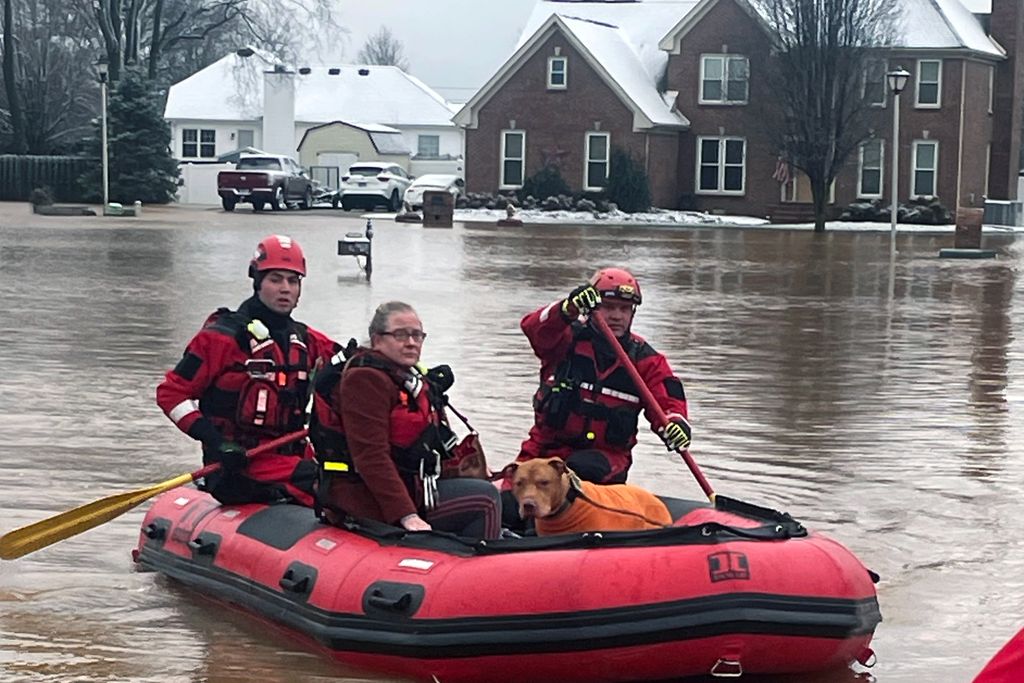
[[454, 0, 1023, 221]]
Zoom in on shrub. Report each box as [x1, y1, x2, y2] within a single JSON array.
[[521, 164, 571, 201], [29, 186, 54, 206], [605, 147, 650, 213], [839, 197, 952, 225]]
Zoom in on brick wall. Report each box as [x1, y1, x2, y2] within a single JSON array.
[[666, 0, 1002, 220], [667, 0, 778, 218]]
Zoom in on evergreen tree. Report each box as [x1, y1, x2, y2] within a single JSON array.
[[78, 69, 179, 204], [605, 148, 650, 213]]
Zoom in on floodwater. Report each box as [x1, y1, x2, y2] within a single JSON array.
[[1, 206, 1022, 682]]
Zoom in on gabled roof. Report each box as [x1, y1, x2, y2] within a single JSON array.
[[901, 0, 1003, 57], [455, 4, 690, 131], [296, 121, 410, 155], [165, 53, 457, 127], [660, 0, 1003, 58]]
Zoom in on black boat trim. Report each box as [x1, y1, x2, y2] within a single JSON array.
[[138, 543, 882, 659]]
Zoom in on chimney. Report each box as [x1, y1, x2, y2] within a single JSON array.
[[988, 0, 1024, 199], [262, 67, 296, 156]]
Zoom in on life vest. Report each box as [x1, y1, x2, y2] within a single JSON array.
[[533, 327, 647, 450], [309, 350, 456, 482], [199, 308, 311, 450]]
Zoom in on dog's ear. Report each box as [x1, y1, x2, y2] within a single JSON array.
[[499, 462, 519, 481], [548, 458, 567, 475]]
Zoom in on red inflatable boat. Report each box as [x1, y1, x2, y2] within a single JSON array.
[[134, 487, 880, 682]]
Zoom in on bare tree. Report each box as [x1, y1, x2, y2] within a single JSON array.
[[0, 0, 96, 153], [85, 0, 343, 85], [759, 0, 900, 232], [356, 25, 408, 71], [2, 0, 25, 152]]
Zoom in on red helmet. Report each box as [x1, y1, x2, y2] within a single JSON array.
[[590, 267, 642, 305], [249, 234, 306, 278]]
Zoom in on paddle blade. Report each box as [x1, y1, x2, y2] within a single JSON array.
[[0, 472, 195, 560]]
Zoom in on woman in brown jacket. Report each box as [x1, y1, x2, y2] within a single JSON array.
[[311, 301, 501, 539]]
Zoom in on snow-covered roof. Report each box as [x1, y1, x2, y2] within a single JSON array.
[[899, 0, 1003, 57], [663, 0, 1002, 59], [165, 53, 457, 127], [516, 0, 698, 85], [456, 4, 691, 131], [368, 131, 410, 154], [558, 15, 689, 127]]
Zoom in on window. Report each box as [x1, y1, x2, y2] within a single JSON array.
[[417, 134, 440, 158], [548, 56, 567, 89], [584, 132, 609, 190], [182, 129, 197, 157], [696, 137, 745, 194], [911, 140, 938, 197], [501, 130, 525, 188], [858, 139, 884, 198], [182, 128, 215, 157], [863, 60, 887, 107], [915, 60, 941, 107], [700, 55, 749, 104]]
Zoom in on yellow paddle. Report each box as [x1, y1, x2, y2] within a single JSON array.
[[0, 429, 309, 560]]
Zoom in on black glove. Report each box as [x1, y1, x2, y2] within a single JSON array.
[[658, 413, 692, 451], [209, 441, 248, 473], [561, 283, 601, 320], [425, 364, 455, 393]]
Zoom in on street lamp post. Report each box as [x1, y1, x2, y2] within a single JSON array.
[[96, 56, 110, 210], [886, 67, 911, 238]]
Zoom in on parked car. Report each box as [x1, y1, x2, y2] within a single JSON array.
[[403, 174, 466, 212], [217, 155, 314, 212], [339, 162, 413, 212]]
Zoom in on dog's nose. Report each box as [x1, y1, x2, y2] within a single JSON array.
[[521, 501, 537, 517]]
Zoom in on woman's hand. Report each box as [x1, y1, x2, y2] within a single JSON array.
[[400, 513, 432, 532]]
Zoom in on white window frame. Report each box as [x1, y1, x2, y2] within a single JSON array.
[[584, 132, 610, 191], [699, 54, 749, 105], [863, 59, 887, 107], [695, 136, 746, 195], [182, 128, 216, 158], [858, 139, 884, 198], [915, 59, 942, 108], [911, 140, 938, 198], [547, 56, 567, 90], [500, 130, 526, 189], [417, 134, 440, 158]]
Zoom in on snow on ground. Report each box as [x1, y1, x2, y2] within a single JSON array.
[[452, 207, 1024, 233]]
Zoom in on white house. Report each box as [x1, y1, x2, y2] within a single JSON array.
[[164, 49, 463, 179]]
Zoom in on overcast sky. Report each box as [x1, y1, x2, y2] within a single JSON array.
[[330, 0, 539, 102]]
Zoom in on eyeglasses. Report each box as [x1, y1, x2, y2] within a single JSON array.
[[379, 329, 427, 343]]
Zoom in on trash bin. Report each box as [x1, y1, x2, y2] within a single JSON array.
[[954, 207, 983, 249], [422, 190, 454, 228]]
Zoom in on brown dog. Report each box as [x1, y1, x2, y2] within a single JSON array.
[[506, 457, 672, 536]]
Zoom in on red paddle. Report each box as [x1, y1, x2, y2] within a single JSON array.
[[591, 311, 715, 502]]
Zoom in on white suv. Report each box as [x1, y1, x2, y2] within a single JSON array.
[[339, 163, 413, 212]]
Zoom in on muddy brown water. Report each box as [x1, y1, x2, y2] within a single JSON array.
[[1, 205, 1021, 682]]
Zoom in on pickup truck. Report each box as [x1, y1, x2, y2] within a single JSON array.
[[217, 154, 315, 212]]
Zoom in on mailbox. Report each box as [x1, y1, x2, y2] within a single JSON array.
[[422, 190, 454, 228], [338, 232, 370, 257]]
